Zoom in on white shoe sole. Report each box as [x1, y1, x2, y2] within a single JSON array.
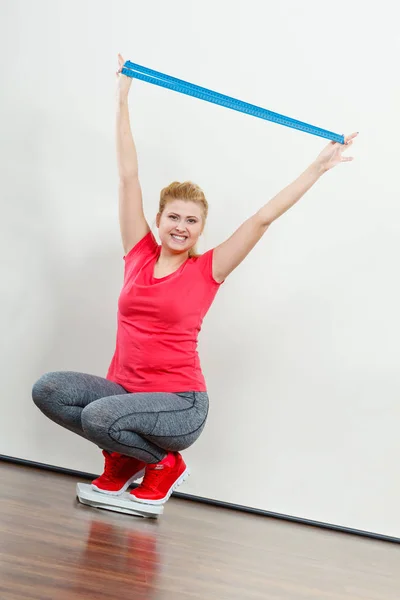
[[77, 483, 163, 518], [130, 467, 191, 506], [91, 468, 145, 496]]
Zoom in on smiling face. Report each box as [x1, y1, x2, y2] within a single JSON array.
[[156, 199, 204, 255]]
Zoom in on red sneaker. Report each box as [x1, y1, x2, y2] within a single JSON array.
[[130, 452, 190, 505], [91, 450, 146, 496]]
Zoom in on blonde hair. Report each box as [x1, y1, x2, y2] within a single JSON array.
[[159, 181, 208, 257]]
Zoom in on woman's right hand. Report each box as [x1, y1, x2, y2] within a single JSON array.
[[116, 53, 132, 98]]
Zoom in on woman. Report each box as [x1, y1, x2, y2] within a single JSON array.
[[32, 55, 357, 506]]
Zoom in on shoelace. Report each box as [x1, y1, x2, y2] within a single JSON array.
[[104, 453, 127, 480], [140, 466, 164, 492]]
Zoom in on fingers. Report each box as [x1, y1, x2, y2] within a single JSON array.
[[116, 53, 125, 77], [117, 53, 125, 70], [340, 133, 356, 162], [344, 131, 359, 144]]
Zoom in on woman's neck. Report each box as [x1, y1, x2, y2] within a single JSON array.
[[153, 247, 189, 278]]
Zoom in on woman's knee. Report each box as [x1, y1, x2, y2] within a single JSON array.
[[81, 400, 113, 443], [32, 371, 62, 411]]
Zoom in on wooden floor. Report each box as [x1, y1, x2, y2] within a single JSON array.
[[0, 462, 399, 600]]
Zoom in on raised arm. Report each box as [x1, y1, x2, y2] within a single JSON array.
[[212, 132, 358, 283], [116, 54, 150, 255]]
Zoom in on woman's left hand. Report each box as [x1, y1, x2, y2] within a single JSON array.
[[315, 132, 358, 173]]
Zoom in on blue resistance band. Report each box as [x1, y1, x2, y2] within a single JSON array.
[[122, 61, 345, 144]]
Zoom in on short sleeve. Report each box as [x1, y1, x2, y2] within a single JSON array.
[[123, 231, 158, 260], [123, 232, 159, 278], [194, 249, 223, 286]]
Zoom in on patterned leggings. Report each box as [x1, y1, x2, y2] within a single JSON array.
[[32, 371, 209, 463]]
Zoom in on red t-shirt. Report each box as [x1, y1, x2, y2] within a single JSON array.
[[106, 232, 223, 392]]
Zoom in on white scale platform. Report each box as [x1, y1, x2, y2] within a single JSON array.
[[76, 483, 164, 518]]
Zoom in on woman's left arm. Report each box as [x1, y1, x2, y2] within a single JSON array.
[[212, 132, 358, 283]]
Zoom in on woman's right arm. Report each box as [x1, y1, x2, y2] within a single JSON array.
[[116, 54, 150, 255]]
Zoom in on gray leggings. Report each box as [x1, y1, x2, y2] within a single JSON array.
[[32, 371, 209, 464]]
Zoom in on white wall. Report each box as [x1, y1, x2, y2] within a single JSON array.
[[2, 0, 400, 537]]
